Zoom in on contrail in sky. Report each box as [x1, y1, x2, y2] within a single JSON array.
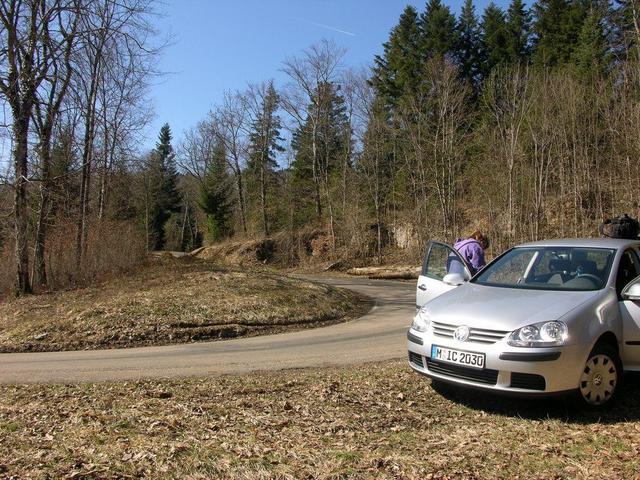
[[297, 18, 356, 37]]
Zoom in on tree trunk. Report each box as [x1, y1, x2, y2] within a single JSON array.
[[33, 136, 52, 289], [311, 124, 322, 219], [76, 79, 99, 268], [375, 199, 382, 265], [97, 125, 109, 220], [260, 161, 269, 236], [327, 194, 336, 253], [76, 141, 92, 268], [180, 201, 188, 251], [235, 165, 248, 236], [12, 113, 32, 294], [144, 175, 150, 253], [75, 31, 104, 268]]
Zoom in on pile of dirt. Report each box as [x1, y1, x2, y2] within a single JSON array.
[[192, 239, 276, 265], [192, 229, 333, 267]]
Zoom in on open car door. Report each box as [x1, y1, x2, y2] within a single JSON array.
[[416, 241, 471, 308]]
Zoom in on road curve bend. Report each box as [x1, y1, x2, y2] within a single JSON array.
[[0, 275, 415, 384]]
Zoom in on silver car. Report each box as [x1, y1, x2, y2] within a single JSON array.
[[407, 238, 640, 407]]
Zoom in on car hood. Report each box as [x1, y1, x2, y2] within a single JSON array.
[[424, 282, 600, 330]]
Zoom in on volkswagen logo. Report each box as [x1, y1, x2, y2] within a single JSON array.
[[453, 325, 470, 342]]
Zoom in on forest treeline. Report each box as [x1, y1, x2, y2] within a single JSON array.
[[0, 0, 158, 295], [2, 0, 640, 295]]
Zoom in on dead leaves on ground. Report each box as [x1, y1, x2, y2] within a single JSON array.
[[2, 361, 640, 478]]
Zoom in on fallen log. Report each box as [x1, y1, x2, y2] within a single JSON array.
[[347, 266, 421, 280]]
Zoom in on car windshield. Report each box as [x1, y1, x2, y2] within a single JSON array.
[[472, 246, 616, 291]]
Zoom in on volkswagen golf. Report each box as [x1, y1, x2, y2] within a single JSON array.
[[407, 238, 640, 407]]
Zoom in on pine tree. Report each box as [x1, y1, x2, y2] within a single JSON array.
[[247, 82, 284, 236], [506, 0, 532, 63], [146, 123, 181, 251], [480, 3, 511, 76], [532, 0, 569, 66], [420, 0, 459, 60], [457, 0, 483, 87], [371, 6, 422, 108], [572, 7, 609, 78], [199, 140, 233, 243], [532, 0, 588, 67]]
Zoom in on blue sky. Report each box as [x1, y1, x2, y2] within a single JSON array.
[[147, 0, 511, 149]]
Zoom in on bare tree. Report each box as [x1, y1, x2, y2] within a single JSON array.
[[72, 0, 159, 268], [349, 69, 394, 261], [211, 91, 250, 236], [359, 99, 388, 263], [0, 0, 83, 294], [482, 64, 532, 241], [281, 39, 346, 247], [339, 68, 367, 216], [95, 38, 153, 220], [402, 58, 471, 238], [30, 1, 81, 289], [178, 120, 219, 183]]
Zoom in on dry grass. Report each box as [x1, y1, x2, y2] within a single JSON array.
[[2, 361, 640, 479], [0, 257, 368, 353]]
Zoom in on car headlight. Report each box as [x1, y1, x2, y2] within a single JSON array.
[[507, 321, 568, 347], [411, 307, 430, 332]]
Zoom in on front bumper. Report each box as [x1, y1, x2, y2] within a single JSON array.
[[407, 328, 588, 394]]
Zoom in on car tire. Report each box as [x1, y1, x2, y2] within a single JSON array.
[[577, 342, 622, 408]]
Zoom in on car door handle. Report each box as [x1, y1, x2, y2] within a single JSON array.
[[418, 284, 427, 291]]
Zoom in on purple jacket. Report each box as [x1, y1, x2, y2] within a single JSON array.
[[453, 238, 486, 275]]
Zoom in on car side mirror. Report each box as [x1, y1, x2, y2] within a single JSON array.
[[443, 273, 466, 286], [622, 279, 640, 301]]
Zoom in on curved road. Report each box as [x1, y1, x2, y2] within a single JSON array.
[[0, 276, 415, 384]]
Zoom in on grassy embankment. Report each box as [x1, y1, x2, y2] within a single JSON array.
[[2, 360, 640, 479], [0, 256, 369, 353]]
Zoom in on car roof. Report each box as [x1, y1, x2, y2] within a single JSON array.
[[516, 238, 640, 250]]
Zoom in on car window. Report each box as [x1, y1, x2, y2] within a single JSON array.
[[617, 249, 640, 296], [530, 250, 565, 277], [529, 248, 611, 279], [474, 247, 616, 291], [422, 242, 467, 280], [479, 249, 537, 285]]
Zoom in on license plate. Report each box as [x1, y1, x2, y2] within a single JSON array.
[[431, 345, 485, 369]]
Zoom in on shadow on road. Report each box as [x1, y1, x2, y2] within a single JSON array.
[[429, 372, 640, 424]]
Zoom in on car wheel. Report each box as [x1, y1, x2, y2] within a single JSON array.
[[578, 343, 621, 407]]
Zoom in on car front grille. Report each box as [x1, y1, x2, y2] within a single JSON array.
[[510, 372, 546, 391], [431, 321, 509, 344], [425, 359, 498, 385], [408, 351, 424, 368]]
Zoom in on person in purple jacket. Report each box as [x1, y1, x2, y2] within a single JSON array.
[[453, 230, 489, 276]]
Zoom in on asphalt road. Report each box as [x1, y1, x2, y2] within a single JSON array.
[[0, 275, 416, 384]]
